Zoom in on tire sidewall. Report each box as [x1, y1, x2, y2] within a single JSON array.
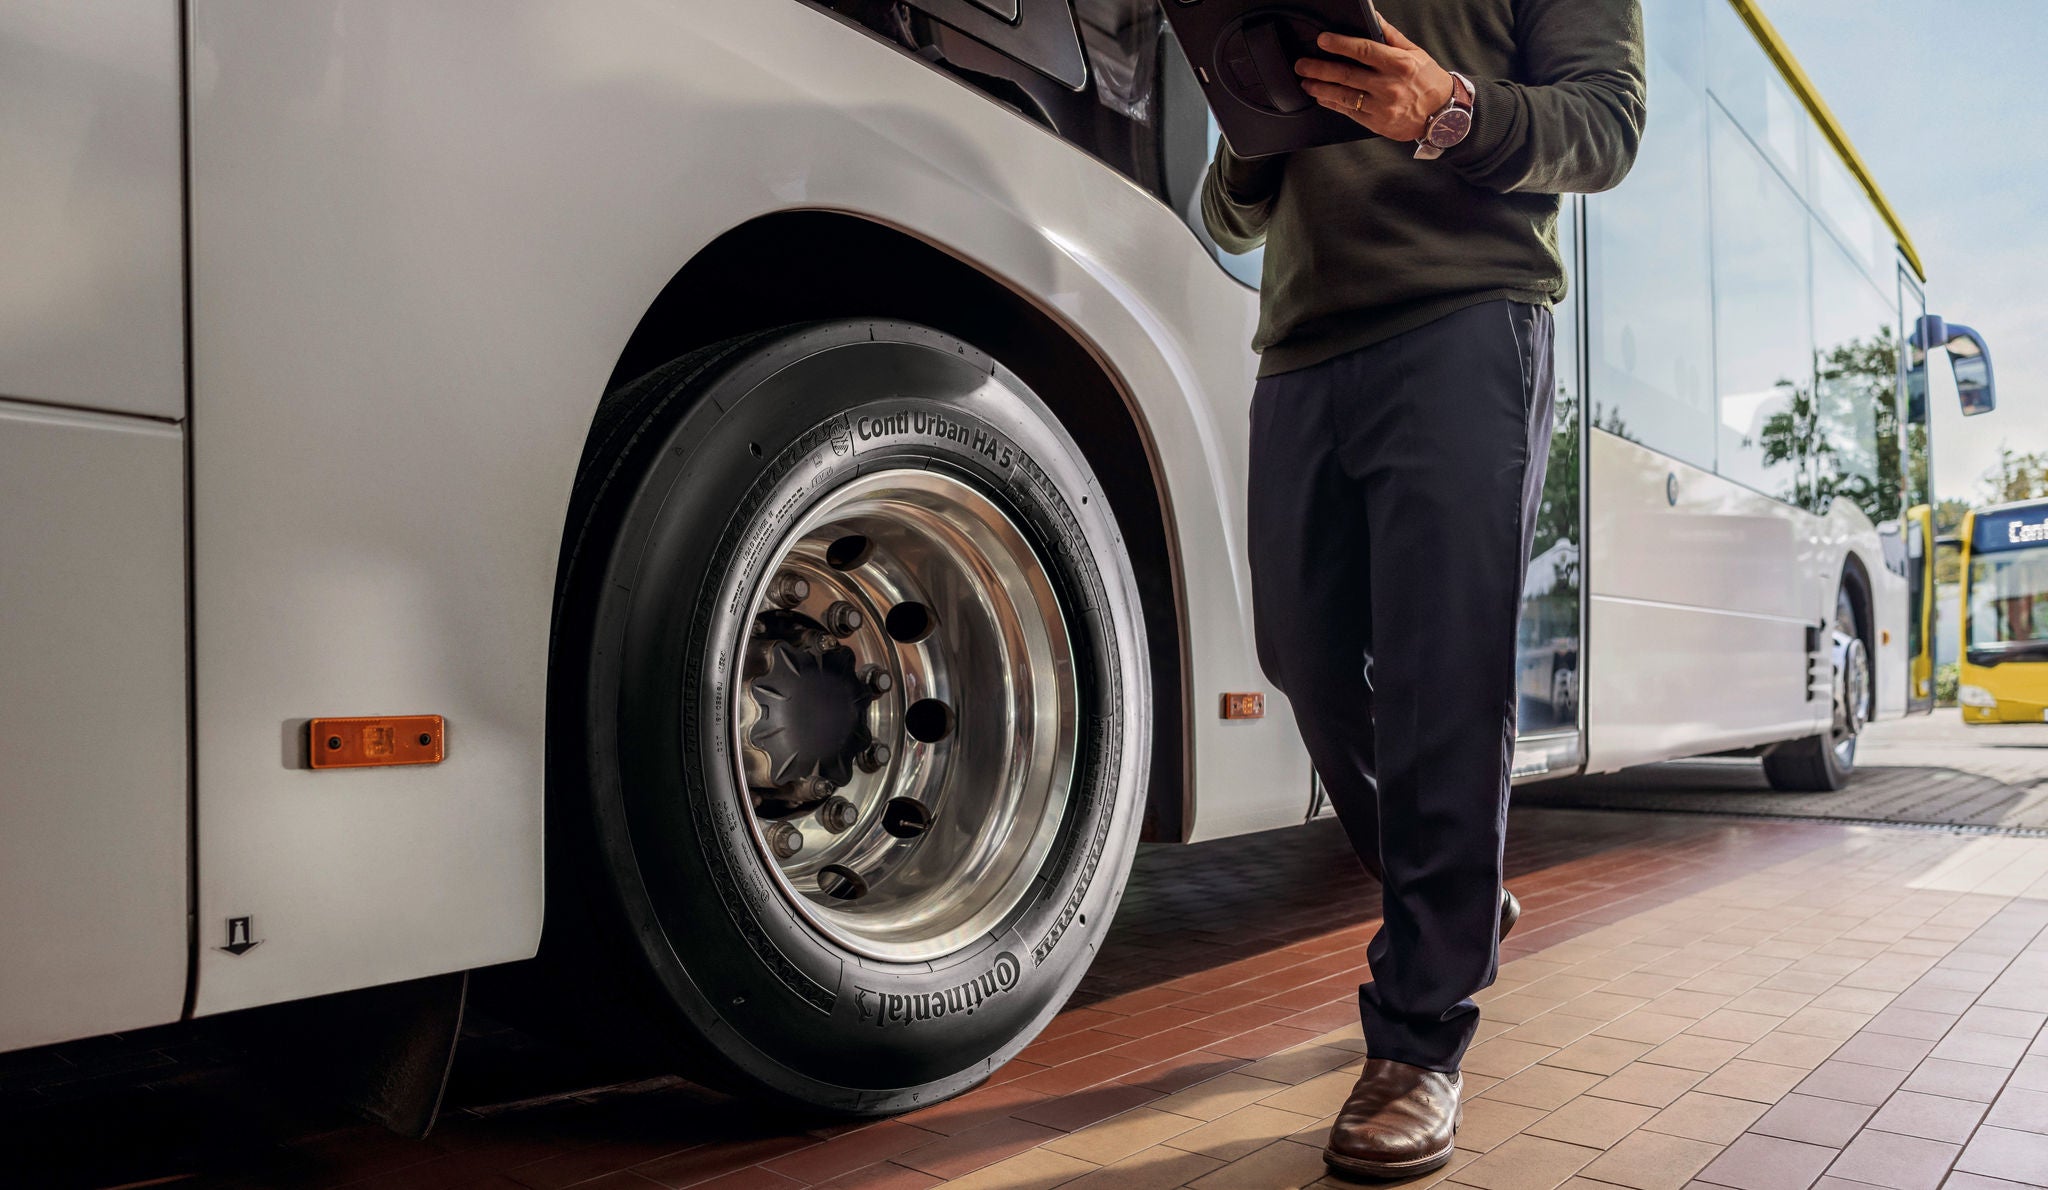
[[582, 321, 1149, 1113]]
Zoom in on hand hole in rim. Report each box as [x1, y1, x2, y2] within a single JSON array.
[[904, 698, 954, 743]]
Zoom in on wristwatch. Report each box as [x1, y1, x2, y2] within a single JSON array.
[[1414, 71, 1474, 160]]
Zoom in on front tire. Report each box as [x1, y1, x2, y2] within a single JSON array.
[[549, 321, 1150, 1114], [1764, 582, 1870, 792]]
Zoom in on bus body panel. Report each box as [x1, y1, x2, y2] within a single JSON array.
[[0, 1, 184, 420], [1958, 504, 2048, 724], [1586, 430, 1830, 771], [0, 403, 188, 1052], [185, 0, 1303, 1013]]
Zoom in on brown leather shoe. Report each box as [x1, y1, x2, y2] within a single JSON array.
[[1322, 1058, 1459, 1179], [1501, 887, 1521, 941]]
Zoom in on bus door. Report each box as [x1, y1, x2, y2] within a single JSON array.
[[1510, 198, 1586, 781], [1905, 504, 1936, 714]]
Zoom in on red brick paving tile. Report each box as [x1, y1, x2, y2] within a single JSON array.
[[979, 1058, 1049, 1087], [761, 1121, 942, 1184], [1092, 1005, 1213, 1039], [1100, 1023, 1223, 1068], [891, 1116, 1063, 1180], [1018, 1028, 1130, 1067], [1038, 1008, 1122, 1041], [569, 1173, 674, 1189], [1087, 986, 1191, 1017], [809, 1161, 944, 1190], [1200, 1024, 1321, 1060], [1180, 1002, 1297, 1036], [1116, 1050, 1248, 1093], [685, 1168, 805, 1190], [1008, 1081, 1160, 1132], [894, 1079, 1050, 1136], [1009, 1051, 1150, 1096], [1277, 1000, 1359, 1033], [634, 1135, 821, 1189]]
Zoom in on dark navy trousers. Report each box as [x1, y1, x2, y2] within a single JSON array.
[[1248, 299, 1555, 1071]]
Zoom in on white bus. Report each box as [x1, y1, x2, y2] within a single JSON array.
[[0, 0, 1997, 1123]]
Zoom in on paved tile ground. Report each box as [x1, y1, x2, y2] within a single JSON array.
[[7, 714, 2048, 1190], [1516, 717, 2048, 834]]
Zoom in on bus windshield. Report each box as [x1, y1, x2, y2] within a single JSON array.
[[1968, 506, 2048, 662]]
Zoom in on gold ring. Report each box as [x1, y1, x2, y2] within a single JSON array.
[[1351, 92, 1365, 112]]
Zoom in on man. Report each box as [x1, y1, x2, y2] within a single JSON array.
[[1201, 1, 1644, 1178]]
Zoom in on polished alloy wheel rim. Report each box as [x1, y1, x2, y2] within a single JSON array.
[[728, 468, 1078, 963], [1830, 595, 1870, 767]]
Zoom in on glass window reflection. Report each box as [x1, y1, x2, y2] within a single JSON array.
[[1810, 229, 1901, 523], [1711, 105, 1811, 504]]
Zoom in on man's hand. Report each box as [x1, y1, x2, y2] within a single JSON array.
[[1293, 19, 1454, 143]]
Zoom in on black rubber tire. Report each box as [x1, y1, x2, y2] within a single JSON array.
[[546, 320, 1150, 1115], [1763, 581, 1867, 793]]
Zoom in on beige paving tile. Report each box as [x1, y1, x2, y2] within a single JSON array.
[[1594, 1011, 1693, 1046], [1519, 975, 1610, 1003], [1739, 1030, 1843, 1070], [1463, 1039, 1558, 1079], [1639, 1091, 1768, 1144], [1453, 1098, 1549, 1153], [1575, 1128, 1720, 1190], [1678, 970, 1766, 996], [1446, 1133, 1600, 1189], [1603, 973, 1687, 999], [1478, 1065, 1601, 1112], [1725, 988, 1820, 1017], [1685, 1009, 1784, 1044], [1258, 1069, 1358, 1119], [1584, 1062, 1705, 1109], [1164, 1103, 1321, 1161], [1187, 1138, 1328, 1190], [1693, 1057, 1818, 1104], [1056, 1144, 1223, 1190], [1310, 1148, 1476, 1189], [1044, 1107, 1203, 1164], [1552, 992, 1652, 1022], [1639, 1035, 1747, 1073], [1483, 993, 1574, 1026], [1502, 1013, 1600, 1049], [1542, 1035, 1655, 1077], [1776, 1007, 1874, 1040], [940, 1146, 1097, 1190], [1238, 1046, 1359, 1086], [1146, 1073, 1292, 1122], [1642, 990, 1732, 1020], [1522, 1096, 1655, 1149]]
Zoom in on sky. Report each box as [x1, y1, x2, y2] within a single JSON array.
[[1764, 0, 2048, 505]]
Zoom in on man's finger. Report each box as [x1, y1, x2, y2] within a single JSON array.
[[1294, 57, 1374, 93], [1376, 16, 1420, 51], [1314, 31, 1389, 69]]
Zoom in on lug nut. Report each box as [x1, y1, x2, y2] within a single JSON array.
[[818, 794, 861, 833], [824, 601, 864, 637], [858, 741, 893, 773], [862, 665, 893, 695], [766, 820, 804, 859], [804, 774, 837, 802], [769, 573, 811, 608]]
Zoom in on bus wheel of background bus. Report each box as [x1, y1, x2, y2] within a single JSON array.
[[1764, 583, 1872, 792], [547, 320, 1150, 1115]]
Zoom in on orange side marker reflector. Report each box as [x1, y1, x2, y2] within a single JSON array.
[[309, 715, 445, 769], [1220, 692, 1265, 720]]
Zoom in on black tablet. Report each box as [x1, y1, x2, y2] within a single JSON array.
[[1159, 0, 1388, 158]]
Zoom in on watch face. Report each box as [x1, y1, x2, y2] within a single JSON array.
[[1428, 108, 1472, 148]]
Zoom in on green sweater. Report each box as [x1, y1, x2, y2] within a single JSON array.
[[1201, 0, 1647, 377]]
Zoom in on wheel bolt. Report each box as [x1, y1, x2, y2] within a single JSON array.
[[818, 795, 860, 833], [766, 820, 804, 859], [804, 774, 837, 802], [858, 741, 893, 773], [862, 665, 893, 695], [824, 601, 864, 637], [769, 573, 810, 608]]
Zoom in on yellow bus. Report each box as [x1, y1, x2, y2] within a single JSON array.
[[1958, 498, 2048, 723]]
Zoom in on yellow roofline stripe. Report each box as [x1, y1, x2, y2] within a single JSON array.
[[1727, 0, 1927, 280]]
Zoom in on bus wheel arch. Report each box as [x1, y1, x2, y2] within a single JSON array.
[[573, 209, 1190, 844]]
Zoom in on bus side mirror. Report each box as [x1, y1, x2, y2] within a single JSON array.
[[1916, 315, 1997, 416]]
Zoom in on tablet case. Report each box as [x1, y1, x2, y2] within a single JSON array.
[[1159, 0, 1389, 158]]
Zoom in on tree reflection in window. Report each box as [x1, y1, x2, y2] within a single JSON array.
[[1751, 325, 1903, 523]]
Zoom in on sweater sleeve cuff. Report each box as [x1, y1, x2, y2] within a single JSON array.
[[1217, 141, 1288, 204], [1443, 75, 1514, 175]]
